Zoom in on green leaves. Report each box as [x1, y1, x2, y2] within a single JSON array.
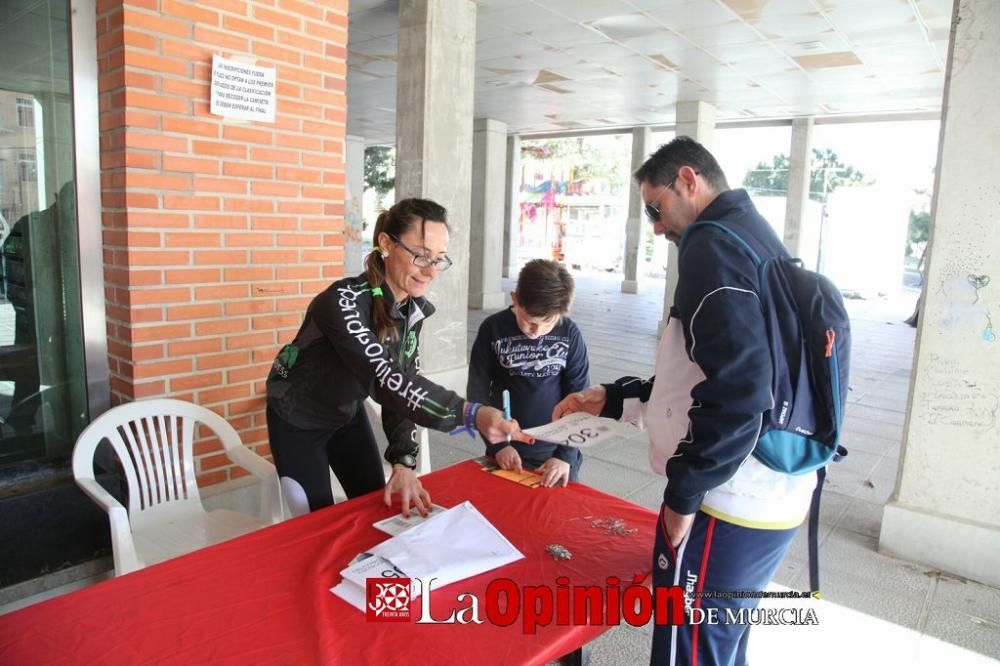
[[364, 145, 395, 196], [742, 148, 872, 202]]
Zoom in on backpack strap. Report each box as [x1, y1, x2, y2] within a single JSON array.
[[808, 467, 825, 595], [687, 218, 829, 595], [680, 220, 763, 265]]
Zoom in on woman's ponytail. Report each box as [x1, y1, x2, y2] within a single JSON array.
[[365, 210, 397, 343]]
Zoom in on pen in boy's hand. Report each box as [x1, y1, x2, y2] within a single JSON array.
[[502, 389, 512, 444]]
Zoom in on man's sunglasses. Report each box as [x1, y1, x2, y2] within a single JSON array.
[[643, 177, 677, 222], [643, 171, 698, 222]]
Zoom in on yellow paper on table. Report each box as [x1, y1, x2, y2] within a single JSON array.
[[490, 468, 542, 488], [473, 456, 542, 488]]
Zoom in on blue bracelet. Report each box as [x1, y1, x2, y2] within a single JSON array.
[[449, 401, 481, 439]]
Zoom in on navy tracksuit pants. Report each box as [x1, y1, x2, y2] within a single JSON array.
[[650, 506, 798, 666]]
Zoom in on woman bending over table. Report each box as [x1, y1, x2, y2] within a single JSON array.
[[266, 198, 530, 517]]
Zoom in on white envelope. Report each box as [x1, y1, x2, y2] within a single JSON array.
[[331, 501, 523, 612], [332, 554, 398, 610]]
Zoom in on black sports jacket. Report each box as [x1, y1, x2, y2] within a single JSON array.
[[266, 274, 466, 466]]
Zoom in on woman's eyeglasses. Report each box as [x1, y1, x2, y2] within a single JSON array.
[[388, 235, 454, 271]]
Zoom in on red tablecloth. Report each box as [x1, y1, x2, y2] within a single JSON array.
[[0, 461, 657, 665]]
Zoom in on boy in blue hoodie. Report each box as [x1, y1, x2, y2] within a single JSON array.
[[467, 260, 590, 487]]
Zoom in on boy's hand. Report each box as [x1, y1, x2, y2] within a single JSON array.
[[494, 446, 523, 474], [536, 458, 570, 488], [493, 446, 524, 473], [553, 385, 607, 419]]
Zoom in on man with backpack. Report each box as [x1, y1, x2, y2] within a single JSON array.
[[554, 136, 849, 666]]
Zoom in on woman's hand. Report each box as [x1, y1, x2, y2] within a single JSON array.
[[475, 405, 535, 444], [494, 445, 523, 473], [552, 385, 607, 420], [536, 458, 571, 488], [383, 465, 432, 518]]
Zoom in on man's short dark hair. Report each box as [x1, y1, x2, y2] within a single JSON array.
[[634, 136, 730, 193], [515, 259, 574, 317]]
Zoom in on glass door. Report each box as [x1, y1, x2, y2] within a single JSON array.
[[0, 0, 97, 587]]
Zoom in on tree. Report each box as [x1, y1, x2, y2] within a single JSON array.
[[908, 210, 930, 246], [743, 148, 871, 201], [521, 135, 631, 194], [364, 146, 395, 212], [741, 153, 790, 198], [906, 184, 932, 258]]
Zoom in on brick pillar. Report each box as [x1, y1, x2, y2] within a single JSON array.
[[96, 0, 348, 486]]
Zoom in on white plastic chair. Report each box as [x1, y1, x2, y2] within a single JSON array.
[[72, 399, 283, 576]]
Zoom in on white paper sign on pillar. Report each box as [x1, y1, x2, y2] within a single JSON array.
[[210, 55, 276, 122]]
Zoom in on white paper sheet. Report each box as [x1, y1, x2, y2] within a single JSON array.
[[332, 553, 401, 611], [372, 504, 449, 536], [331, 501, 523, 611], [522, 412, 622, 448]]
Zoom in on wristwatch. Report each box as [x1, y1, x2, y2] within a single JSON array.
[[393, 453, 418, 470]]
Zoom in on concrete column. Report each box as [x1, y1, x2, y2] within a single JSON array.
[[660, 102, 716, 333], [622, 126, 652, 294], [344, 135, 366, 275], [395, 0, 476, 389], [879, 0, 1000, 588], [502, 134, 521, 279], [469, 118, 507, 309], [676, 101, 716, 148], [783, 118, 818, 269]]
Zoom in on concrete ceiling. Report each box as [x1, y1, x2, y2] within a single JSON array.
[[347, 0, 952, 143]]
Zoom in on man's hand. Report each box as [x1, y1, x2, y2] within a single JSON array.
[[552, 385, 607, 420], [494, 445, 523, 474], [663, 505, 695, 548], [536, 458, 571, 488], [383, 465, 432, 518]]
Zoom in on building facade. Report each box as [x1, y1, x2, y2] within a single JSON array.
[[0, 0, 348, 586]]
